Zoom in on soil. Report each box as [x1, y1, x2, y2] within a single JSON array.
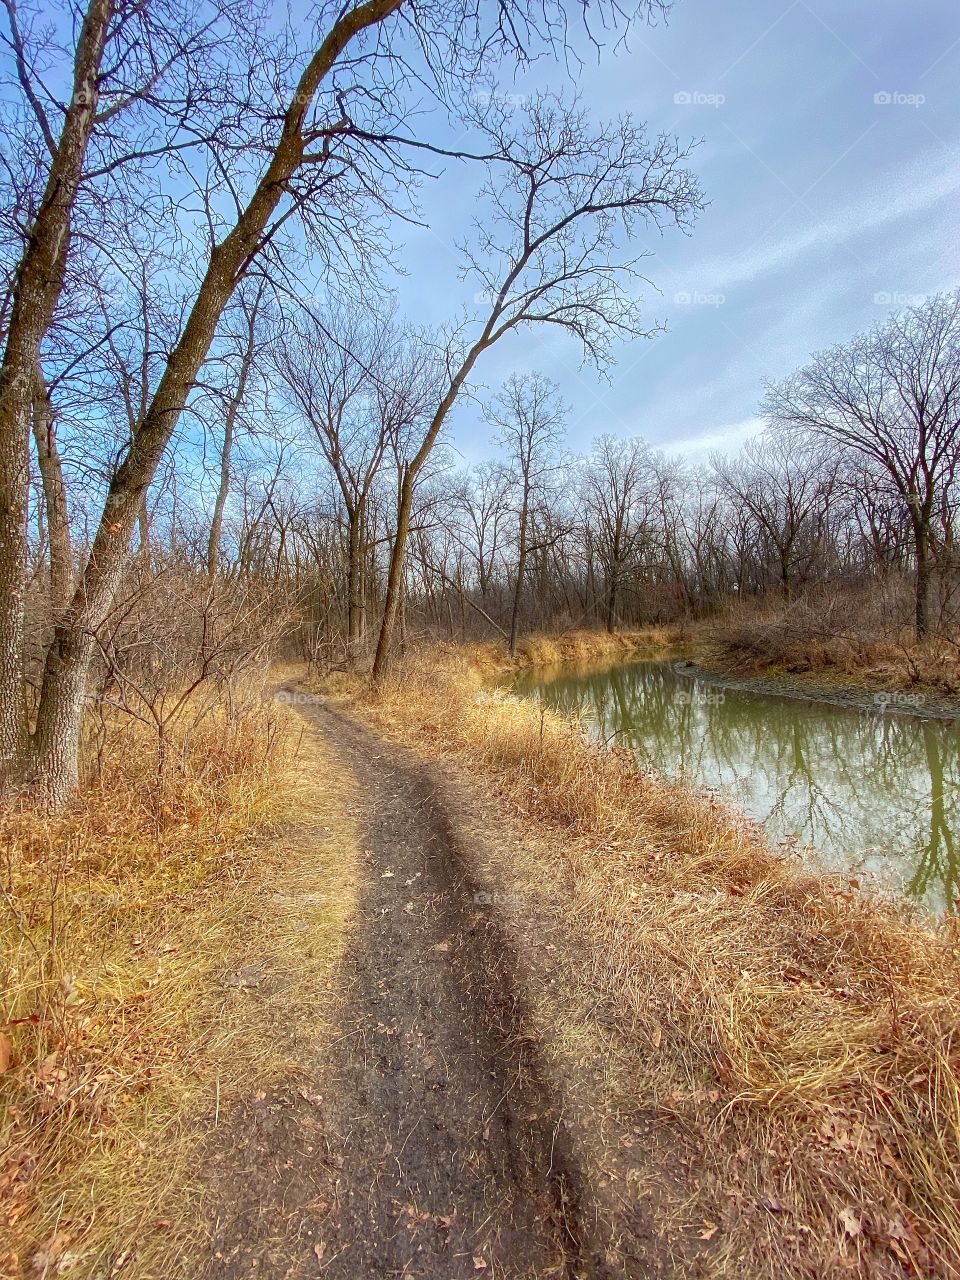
[[203, 700, 608, 1280], [678, 657, 960, 721]]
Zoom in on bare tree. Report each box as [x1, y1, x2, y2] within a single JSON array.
[[0, 0, 227, 778], [274, 308, 395, 652], [764, 291, 960, 639], [206, 283, 269, 577], [6, 0, 640, 800], [371, 94, 702, 677], [712, 435, 837, 601], [485, 372, 566, 655], [452, 461, 512, 599], [579, 435, 657, 631]]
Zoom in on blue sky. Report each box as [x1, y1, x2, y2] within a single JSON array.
[[390, 0, 960, 463]]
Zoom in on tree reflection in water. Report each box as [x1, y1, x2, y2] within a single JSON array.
[[514, 660, 960, 915]]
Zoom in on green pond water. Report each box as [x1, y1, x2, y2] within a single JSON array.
[[513, 659, 960, 915]]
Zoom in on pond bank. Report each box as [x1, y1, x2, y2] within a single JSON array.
[[513, 656, 960, 915], [466, 627, 960, 722], [681, 657, 960, 723]]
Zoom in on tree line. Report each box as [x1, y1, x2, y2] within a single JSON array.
[[147, 289, 960, 655], [26, 287, 959, 702], [0, 0, 695, 802]]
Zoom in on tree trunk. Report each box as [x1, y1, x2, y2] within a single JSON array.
[[346, 498, 366, 647], [780, 552, 792, 601], [0, 415, 30, 784], [32, 380, 73, 615], [606, 573, 619, 633], [0, 0, 113, 785], [207, 407, 237, 577], [373, 472, 413, 681], [915, 521, 932, 641], [26, 627, 93, 805], [509, 493, 529, 657], [207, 295, 258, 576], [20, 0, 405, 801]]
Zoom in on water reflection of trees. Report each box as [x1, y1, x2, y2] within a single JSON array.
[[908, 724, 959, 911], [528, 662, 960, 915]]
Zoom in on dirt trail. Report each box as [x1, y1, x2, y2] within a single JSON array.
[[205, 700, 603, 1280]]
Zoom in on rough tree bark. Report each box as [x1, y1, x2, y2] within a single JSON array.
[[0, 0, 113, 785], [11, 0, 406, 803], [31, 378, 73, 615]]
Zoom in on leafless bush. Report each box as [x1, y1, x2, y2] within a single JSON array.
[[87, 568, 292, 799]]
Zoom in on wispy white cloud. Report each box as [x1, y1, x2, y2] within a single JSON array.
[[686, 149, 960, 294], [667, 416, 767, 459]]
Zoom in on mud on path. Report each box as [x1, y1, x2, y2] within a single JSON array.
[[204, 701, 602, 1280]]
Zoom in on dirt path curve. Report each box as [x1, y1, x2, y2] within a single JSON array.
[[206, 699, 603, 1280]]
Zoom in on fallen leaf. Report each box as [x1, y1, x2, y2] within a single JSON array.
[[0, 1034, 11, 1074], [313, 1242, 326, 1261], [30, 1232, 71, 1273], [839, 1207, 863, 1239], [472, 1258, 488, 1272], [650, 1024, 662, 1049], [698, 1222, 719, 1241]]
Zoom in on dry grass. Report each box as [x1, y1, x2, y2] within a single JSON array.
[[0, 692, 360, 1279], [700, 592, 960, 696], [449, 625, 686, 676], [345, 648, 960, 1278]]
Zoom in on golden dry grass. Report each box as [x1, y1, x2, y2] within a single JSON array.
[[443, 625, 686, 677], [347, 648, 960, 1278], [0, 695, 360, 1279]]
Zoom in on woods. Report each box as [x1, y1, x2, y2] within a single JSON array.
[[0, 0, 699, 801], [4, 0, 957, 807]]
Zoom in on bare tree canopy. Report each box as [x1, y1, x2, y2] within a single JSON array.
[[0, 0, 684, 800], [764, 291, 960, 639]]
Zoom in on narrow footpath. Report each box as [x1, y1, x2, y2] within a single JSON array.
[[204, 700, 605, 1280]]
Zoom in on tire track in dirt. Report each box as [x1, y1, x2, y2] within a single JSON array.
[[205, 699, 604, 1280]]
